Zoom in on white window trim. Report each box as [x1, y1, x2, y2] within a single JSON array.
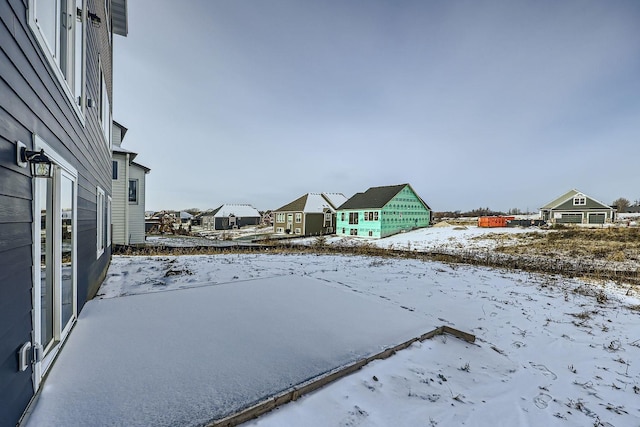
[[97, 186, 105, 257], [573, 195, 586, 206], [99, 57, 112, 149], [27, 0, 86, 124], [295, 213, 302, 223], [107, 195, 112, 247]]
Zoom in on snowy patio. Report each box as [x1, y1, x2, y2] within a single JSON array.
[[23, 272, 434, 426], [24, 251, 640, 426]]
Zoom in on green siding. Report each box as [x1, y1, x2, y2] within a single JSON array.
[[336, 185, 430, 238], [555, 196, 608, 211]]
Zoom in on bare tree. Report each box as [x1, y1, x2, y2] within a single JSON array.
[[612, 197, 630, 213]]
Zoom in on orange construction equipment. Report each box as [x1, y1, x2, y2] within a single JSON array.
[[478, 216, 515, 228]]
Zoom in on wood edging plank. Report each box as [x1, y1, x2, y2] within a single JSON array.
[[206, 325, 475, 427]]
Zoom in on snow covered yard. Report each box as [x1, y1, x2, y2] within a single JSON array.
[[24, 251, 640, 427]]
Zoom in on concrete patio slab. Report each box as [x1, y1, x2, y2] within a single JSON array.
[[23, 275, 433, 427]]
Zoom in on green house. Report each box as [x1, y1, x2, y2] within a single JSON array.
[[336, 184, 431, 238], [540, 189, 616, 225]]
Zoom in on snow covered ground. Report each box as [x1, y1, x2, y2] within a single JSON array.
[[24, 226, 640, 426]]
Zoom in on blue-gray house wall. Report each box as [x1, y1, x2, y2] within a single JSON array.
[[0, 0, 121, 424]]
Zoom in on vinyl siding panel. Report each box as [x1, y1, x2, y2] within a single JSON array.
[[128, 165, 146, 244], [112, 155, 127, 244], [0, 0, 115, 423]]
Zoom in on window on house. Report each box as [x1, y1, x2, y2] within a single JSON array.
[[349, 212, 358, 224], [276, 227, 284, 233], [369, 231, 373, 237], [373, 212, 379, 220], [28, 0, 86, 118], [276, 213, 285, 222], [112, 161, 118, 179], [364, 212, 369, 221], [96, 187, 105, 257], [99, 63, 111, 147], [295, 213, 302, 223], [294, 228, 301, 234], [350, 229, 358, 236], [324, 213, 332, 226], [574, 196, 586, 206], [341, 212, 345, 221], [128, 179, 138, 203]]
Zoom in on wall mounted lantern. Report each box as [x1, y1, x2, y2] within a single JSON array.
[[17, 142, 54, 178]]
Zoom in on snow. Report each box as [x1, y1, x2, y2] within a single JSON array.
[[303, 193, 345, 213], [23, 229, 640, 426]]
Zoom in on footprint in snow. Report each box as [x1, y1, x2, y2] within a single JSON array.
[[533, 393, 552, 409], [529, 362, 558, 380], [340, 405, 369, 427]]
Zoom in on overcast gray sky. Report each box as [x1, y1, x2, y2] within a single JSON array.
[[113, 0, 640, 213]]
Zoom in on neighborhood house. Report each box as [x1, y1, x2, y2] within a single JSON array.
[[111, 122, 150, 245], [540, 189, 616, 225], [273, 193, 348, 236], [336, 184, 431, 238], [201, 204, 261, 230]]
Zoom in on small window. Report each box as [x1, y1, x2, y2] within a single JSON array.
[[294, 228, 301, 234], [573, 196, 586, 206], [295, 213, 302, 223], [128, 179, 138, 203], [373, 212, 379, 220], [368, 231, 373, 237], [349, 212, 358, 225], [112, 161, 118, 179], [364, 212, 370, 221], [350, 228, 358, 236]]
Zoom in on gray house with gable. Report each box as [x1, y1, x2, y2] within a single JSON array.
[[540, 189, 616, 225]]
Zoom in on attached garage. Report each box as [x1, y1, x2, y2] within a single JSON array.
[[557, 213, 583, 224], [588, 213, 606, 224]]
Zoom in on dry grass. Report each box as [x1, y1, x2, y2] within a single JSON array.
[[491, 228, 640, 263]]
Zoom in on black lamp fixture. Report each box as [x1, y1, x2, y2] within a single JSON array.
[[20, 147, 54, 178]]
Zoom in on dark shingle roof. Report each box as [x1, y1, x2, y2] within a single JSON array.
[[275, 194, 308, 212], [338, 184, 408, 210]]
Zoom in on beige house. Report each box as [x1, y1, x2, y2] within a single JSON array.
[[112, 122, 150, 244]]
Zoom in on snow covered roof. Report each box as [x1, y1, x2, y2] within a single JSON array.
[[275, 193, 348, 213], [204, 204, 261, 218]]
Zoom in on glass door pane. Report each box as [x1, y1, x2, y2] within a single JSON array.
[[61, 174, 74, 329], [40, 179, 54, 351]]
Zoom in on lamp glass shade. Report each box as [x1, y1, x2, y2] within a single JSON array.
[[31, 160, 53, 178]]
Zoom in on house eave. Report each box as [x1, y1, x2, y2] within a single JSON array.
[[112, 0, 128, 37]]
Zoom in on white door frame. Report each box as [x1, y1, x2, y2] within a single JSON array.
[[31, 135, 78, 391]]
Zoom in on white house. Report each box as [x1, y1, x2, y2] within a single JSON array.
[[112, 122, 150, 245]]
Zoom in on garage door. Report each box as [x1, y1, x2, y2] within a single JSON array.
[[557, 213, 583, 224], [588, 213, 606, 224]]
